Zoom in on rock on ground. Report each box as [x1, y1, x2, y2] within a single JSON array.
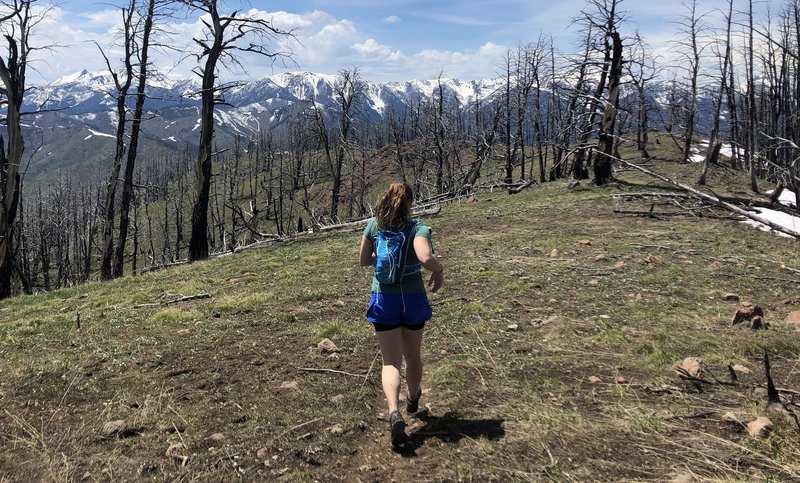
[[747, 417, 773, 438]]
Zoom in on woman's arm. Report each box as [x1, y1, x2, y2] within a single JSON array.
[[359, 236, 375, 267], [413, 236, 443, 293]]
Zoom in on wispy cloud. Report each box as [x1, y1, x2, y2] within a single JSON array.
[[423, 13, 496, 27], [383, 15, 401, 24]]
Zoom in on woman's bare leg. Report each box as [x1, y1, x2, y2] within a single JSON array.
[[402, 328, 424, 399], [375, 328, 404, 414]]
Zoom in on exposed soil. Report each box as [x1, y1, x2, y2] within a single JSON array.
[[1, 158, 800, 481]]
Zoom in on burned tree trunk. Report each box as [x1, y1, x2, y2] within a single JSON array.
[[594, 31, 623, 185], [114, 0, 155, 277]]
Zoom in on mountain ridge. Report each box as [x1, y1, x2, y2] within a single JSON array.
[[19, 70, 710, 186]]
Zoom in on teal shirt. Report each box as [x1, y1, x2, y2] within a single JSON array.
[[363, 218, 432, 294]]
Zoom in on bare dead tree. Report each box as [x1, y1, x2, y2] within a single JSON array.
[[0, 0, 55, 298], [674, 0, 709, 166], [113, 0, 159, 277], [330, 67, 363, 221], [699, 0, 734, 185], [747, 0, 760, 192], [624, 33, 658, 160], [98, 1, 136, 280], [594, 23, 623, 184], [181, 0, 293, 261]]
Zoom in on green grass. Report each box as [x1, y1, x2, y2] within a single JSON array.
[[2, 150, 800, 481]]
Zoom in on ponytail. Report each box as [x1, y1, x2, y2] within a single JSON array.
[[375, 182, 413, 230]]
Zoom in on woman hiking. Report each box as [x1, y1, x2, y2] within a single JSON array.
[[359, 182, 444, 448]]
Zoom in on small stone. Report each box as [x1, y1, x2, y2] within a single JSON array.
[[317, 338, 339, 354], [209, 433, 225, 442], [588, 376, 602, 384], [506, 324, 519, 331], [731, 364, 751, 375], [750, 316, 769, 330], [678, 357, 703, 377], [613, 261, 625, 269], [746, 417, 773, 438], [723, 293, 741, 302], [102, 419, 127, 437], [548, 298, 557, 304], [330, 394, 345, 404], [256, 447, 269, 460], [614, 375, 628, 384], [334, 300, 346, 307], [732, 302, 766, 328], [577, 239, 591, 246], [327, 352, 340, 359], [549, 248, 560, 258], [644, 254, 661, 265], [598, 314, 610, 319], [785, 310, 800, 326], [328, 423, 344, 435], [277, 380, 300, 392]]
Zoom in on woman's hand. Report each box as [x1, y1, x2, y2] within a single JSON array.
[[427, 269, 444, 293]]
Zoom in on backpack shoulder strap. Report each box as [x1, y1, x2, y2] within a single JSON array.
[[399, 221, 419, 280]]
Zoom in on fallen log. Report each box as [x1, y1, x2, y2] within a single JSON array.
[[165, 293, 211, 305], [614, 158, 800, 239], [317, 206, 442, 232]]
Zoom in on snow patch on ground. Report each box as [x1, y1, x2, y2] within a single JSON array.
[[88, 129, 115, 139], [692, 140, 734, 163], [740, 189, 800, 238]]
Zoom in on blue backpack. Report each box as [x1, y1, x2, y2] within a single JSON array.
[[374, 221, 419, 284]]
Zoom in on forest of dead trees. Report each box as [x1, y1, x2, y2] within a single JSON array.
[[1, 0, 800, 297]]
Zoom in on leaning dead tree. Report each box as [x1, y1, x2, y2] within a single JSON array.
[[181, 0, 293, 261]]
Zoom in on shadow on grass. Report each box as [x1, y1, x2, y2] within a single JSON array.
[[395, 410, 505, 457]]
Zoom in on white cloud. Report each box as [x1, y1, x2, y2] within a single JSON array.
[[383, 15, 401, 24], [23, 5, 511, 84], [352, 39, 404, 62]]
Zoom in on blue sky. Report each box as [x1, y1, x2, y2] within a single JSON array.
[[28, 0, 747, 84]]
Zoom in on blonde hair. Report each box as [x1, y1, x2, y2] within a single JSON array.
[[375, 182, 413, 230]]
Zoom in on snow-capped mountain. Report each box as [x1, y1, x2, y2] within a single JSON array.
[[16, 70, 714, 186], [18, 71, 511, 184]]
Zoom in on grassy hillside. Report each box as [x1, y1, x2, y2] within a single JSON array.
[[1, 157, 800, 481]]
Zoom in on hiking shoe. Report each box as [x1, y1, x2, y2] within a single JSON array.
[[406, 387, 422, 413], [389, 410, 407, 447]]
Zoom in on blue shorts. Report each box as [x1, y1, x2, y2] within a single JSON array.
[[366, 292, 432, 331]]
